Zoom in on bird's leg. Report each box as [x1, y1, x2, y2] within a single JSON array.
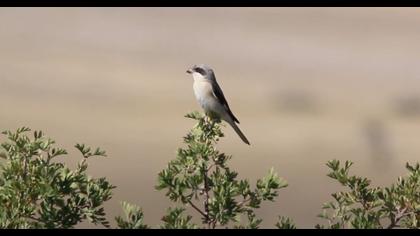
[[204, 112, 216, 124], [205, 114, 215, 127], [204, 112, 220, 132]]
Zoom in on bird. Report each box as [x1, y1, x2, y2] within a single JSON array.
[[186, 64, 250, 145]]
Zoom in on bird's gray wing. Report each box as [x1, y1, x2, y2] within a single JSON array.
[[211, 80, 240, 124]]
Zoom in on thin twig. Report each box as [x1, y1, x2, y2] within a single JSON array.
[[238, 198, 252, 208], [27, 215, 43, 223], [201, 116, 213, 229], [187, 200, 207, 219], [212, 219, 217, 229], [387, 207, 408, 229], [203, 163, 211, 229]]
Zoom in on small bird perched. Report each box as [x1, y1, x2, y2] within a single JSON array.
[[186, 64, 250, 145]]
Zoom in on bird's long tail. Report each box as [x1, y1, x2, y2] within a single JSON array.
[[227, 120, 250, 145]]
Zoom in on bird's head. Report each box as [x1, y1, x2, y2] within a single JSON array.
[[186, 64, 215, 81]]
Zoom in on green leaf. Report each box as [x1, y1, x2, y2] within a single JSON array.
[[115, 201, 148, 229]]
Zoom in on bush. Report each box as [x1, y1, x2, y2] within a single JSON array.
[[155, 112, 289, 229], [317, 160, 420, 229], [0, 127, 114, 228], [0, 113, 418, 229]]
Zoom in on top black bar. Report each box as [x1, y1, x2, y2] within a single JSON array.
[[2, 0, 420, 7]]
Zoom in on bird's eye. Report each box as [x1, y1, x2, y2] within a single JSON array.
[[194, 67, 206, 76]]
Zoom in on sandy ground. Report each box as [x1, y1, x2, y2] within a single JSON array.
[[1, 7, 420, 228]]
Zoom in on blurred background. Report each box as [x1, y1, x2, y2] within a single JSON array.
[[1, 7, 420, 228]]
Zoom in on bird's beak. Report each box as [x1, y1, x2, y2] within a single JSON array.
[[186, 68, 193, 74]]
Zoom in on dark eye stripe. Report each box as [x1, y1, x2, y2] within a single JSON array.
[[194, 67, 206, 75]]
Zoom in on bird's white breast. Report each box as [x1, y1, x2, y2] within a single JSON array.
[[191, 73, 230, 121], [192, 75, 222, 115], [193, 80, 213, 109]]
